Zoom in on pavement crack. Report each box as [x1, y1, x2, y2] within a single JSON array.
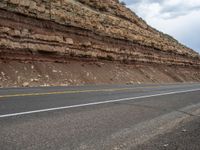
[[114, 102, 170, 112], [177, 110, 200, 117], [114, 102, 200, 118]]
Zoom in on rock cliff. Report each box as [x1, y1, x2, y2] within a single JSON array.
[[0, 0, 200, 87]]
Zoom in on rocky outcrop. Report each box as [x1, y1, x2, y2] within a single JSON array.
[[0, 0, 200, 65], [0, 0, 199, 87]]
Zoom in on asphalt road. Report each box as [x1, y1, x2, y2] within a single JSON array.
[[0, 83, 200, 149], [136, 116, 200, 150]]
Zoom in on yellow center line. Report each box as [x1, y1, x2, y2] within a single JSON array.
[[0, 86, 160, 98]]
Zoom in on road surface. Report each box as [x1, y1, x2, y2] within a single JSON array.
[[0, 83, 200, 149]]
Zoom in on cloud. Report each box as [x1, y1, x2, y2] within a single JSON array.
[[120, 0, 200, 53], [125, 0, 200, 19], [149, 10, 200, 53]]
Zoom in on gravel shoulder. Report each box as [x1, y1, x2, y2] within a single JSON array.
[[135, 116, 200, 150]]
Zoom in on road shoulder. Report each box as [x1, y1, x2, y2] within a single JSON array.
[[135, 115, 200, 150]]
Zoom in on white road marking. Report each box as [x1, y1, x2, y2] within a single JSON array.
[[0, 88, 200, 118]]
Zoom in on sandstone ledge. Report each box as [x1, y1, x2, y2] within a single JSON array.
[[0, 0, 199, 63], [0, 9, 199, 67]]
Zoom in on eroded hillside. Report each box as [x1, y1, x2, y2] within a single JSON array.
[[0, 0, 199, 87]]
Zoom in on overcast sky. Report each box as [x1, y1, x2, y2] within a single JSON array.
[[120, 0, 200, 53]]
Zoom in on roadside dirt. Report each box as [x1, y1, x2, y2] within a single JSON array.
[[0, 59, 199, 88]]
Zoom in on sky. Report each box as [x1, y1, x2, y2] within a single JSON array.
[[120, 0, 200, 53]]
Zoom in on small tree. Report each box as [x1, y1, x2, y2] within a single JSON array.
[[120, 1, 126, 6]]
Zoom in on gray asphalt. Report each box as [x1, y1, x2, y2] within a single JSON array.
[[135, 116, 200, 150], [0, 83, 200, 149]]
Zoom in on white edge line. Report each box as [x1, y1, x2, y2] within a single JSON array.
[[0, 88, 200, 118]]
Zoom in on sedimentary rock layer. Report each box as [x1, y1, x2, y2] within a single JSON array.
[[0, 0, 200, 87], [0, 0, 199, 67]]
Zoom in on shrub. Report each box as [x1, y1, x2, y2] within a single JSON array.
[[120, 1, 126, 6]]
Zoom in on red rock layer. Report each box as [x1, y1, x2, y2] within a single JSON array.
[[0, 0, 200, 65]]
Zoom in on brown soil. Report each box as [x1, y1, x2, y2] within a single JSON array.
[[0, 59, 199, 88]]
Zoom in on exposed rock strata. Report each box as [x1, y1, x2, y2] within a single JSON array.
[[0, 0, 199, 87]]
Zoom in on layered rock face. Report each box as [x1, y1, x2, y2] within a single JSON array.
[[0, 0, 200, 87]]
